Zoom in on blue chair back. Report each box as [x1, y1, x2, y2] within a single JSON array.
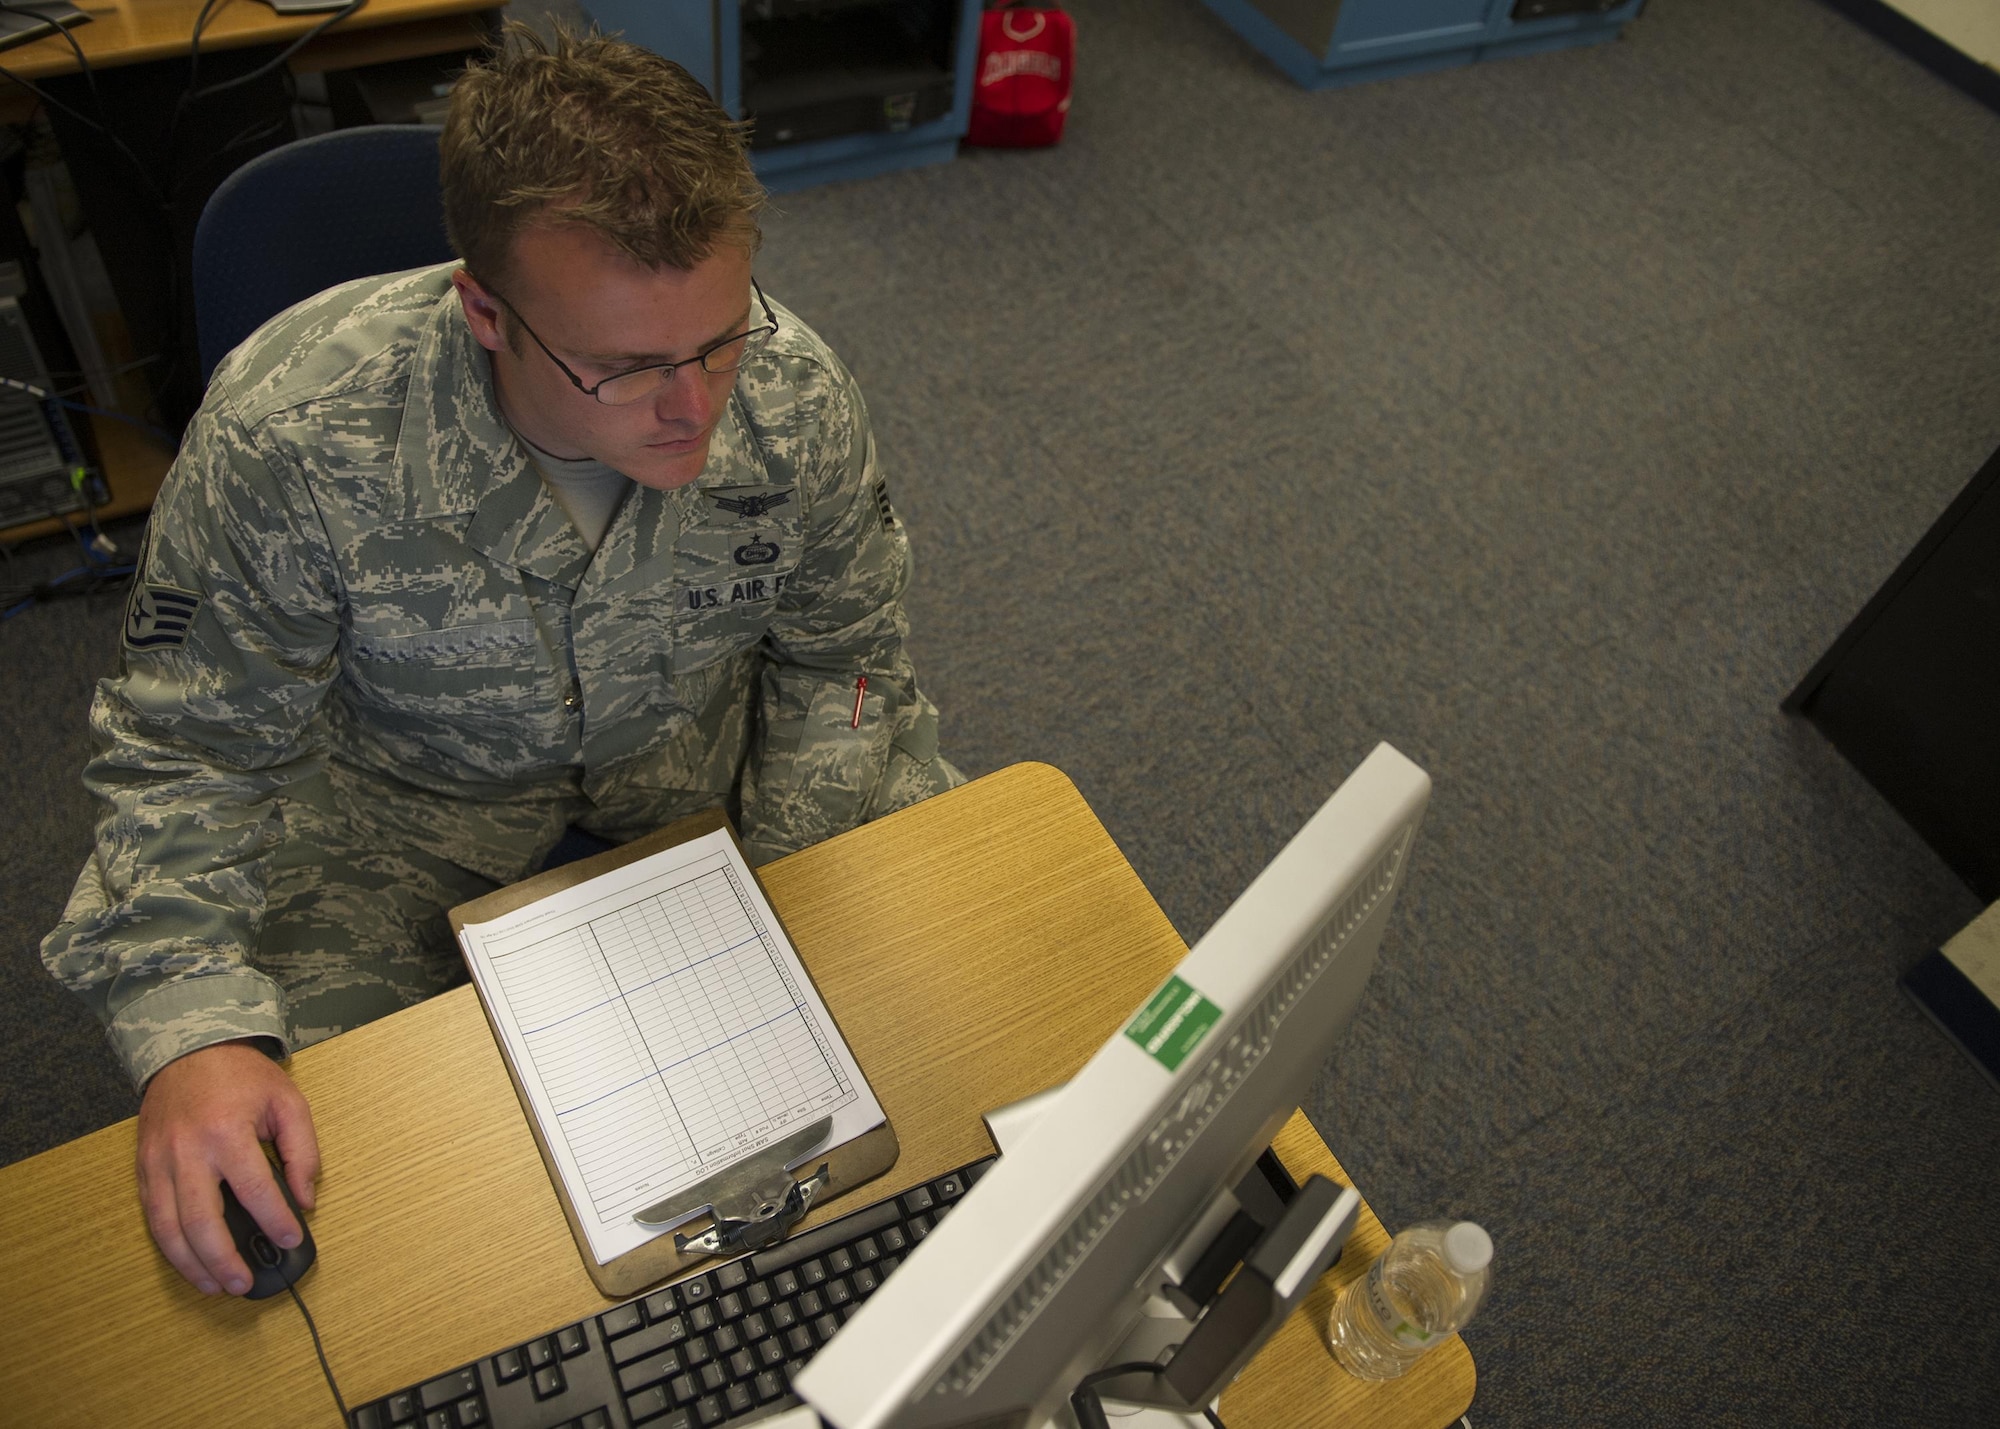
[[193, 125, 454, 379]]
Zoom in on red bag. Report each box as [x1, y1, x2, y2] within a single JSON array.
[[966, 3, 1075, 148]]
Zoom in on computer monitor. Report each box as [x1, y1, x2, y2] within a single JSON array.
[[793, 742, 1432, 1428]]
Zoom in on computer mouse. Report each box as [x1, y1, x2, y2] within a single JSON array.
[[218, 1173, 316, 1300]]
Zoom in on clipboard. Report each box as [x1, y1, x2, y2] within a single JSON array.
[[450, 808, 899, 1299]]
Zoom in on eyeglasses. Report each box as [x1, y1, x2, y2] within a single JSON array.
[[487, 279, 779, 406]]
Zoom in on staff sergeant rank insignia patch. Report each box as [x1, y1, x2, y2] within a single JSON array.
[[125, 585, 200, 651]]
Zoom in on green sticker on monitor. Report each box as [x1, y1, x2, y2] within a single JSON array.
[[1124, 976, 1223, 1072]]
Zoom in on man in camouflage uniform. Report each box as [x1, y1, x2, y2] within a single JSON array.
[[40, 29, 961, 1298]]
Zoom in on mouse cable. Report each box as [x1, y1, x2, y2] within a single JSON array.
[[284, 1280, 351, 1426]]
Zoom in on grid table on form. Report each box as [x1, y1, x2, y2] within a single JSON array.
[[490, 858, 855, 1222], [457, 828, 884, 1264]]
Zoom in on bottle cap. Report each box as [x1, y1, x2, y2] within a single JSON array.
[[1444, 1222, 1492, 1274]]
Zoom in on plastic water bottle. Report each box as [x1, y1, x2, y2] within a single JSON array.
[[1325, 1219, 1492, 1380]]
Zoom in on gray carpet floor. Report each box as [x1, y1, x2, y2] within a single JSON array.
[[5, 0, 2000, 1421]]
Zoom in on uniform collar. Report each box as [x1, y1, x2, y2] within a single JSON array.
[[394, 281, 593, 588]]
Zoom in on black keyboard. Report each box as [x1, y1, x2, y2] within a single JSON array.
[[350, 1156, 996, 1429]]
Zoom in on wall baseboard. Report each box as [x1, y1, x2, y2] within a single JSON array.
[[1819, 0, 2000, 115]]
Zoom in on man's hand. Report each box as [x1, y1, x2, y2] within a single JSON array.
[[135, 1040, 320, 1296]]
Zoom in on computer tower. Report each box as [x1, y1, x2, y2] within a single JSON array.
[[0, 286, 94, 529]]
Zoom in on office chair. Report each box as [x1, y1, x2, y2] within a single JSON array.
[[192, 125, 453, 380]]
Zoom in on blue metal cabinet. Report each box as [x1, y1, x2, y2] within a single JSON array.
[[1201, 0, 1646, 90], [583, 0, 982, 192]]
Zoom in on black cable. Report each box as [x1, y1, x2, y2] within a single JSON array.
[[0, 3, 169, 210], [1066, 1359, 1233, 1429], [284, 1280, 350, 1426], [186, 0, 366, 107]]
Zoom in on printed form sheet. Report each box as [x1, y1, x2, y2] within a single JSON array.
[[458, 828, 884, 1265]]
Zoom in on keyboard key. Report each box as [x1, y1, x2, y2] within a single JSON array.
[[653, 1413, 693, 1429], [624, 1384, 670, 1422], [746, 1282, 773, 1309], [677, 1276, 714, 1307], [602, 1304, 645, 1339], [387, 1391, 418, 1422], [491, 1348, 525, 1383], [935, 1172, 966, 1201], [423, 1411, 452, 1429], [827, 1247, 855, 1275], [785, 1324, 814, 1356], [853, 1266, 879, 1295], [853, 1237, 881, 1263], [825, 1277, 852, 1306], [688, 1304, 717, 1334], [901, 1185, 935, 1215], [420, 1370, 478, 1410], [613, 1315, 688, 1366], [882, 1254, 903, 1276], [715, 1261, 750, 1291], [757, 1337, 785, 1368], [912, 1213, 934, 1237], [643, 1290, 678, 1322], [814, 1313, 839, 1344], [880, 1226, 907, 1254], [669, 1373, 698, 1404], [352, 1406, 385, 1429], [717, 1291, 744, 1320], [750, 1198, 901, 1277], [963, 1157, 997, 1185], [742, 1311, 769, 1341], [620, 1351, 683, 1394], [796, 1288, 824, 1318], [754, 1370, 784, 1402], [532, 1365, 564, 1399], [456, 1396, 486, 1426], [712, 1324, 740, 1354], [727, 1383, 754, 1414], [770, 1302, 798, 1330], [772, 1269, 800, 1297], [558, 1325, 589, 1358], [528, 1338, 555, 1369], [700, 1361, 727, 1393], [683, 1334, 714, 1367], [580, 1412, 611, 1429], [728, 1347, 754, 1379], [800, 1259, 827, 1286], [696, 1395, 725, 1426]]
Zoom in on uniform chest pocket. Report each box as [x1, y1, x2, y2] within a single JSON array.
[[671, 565, 797, 674], [344, 618, 561, 724]]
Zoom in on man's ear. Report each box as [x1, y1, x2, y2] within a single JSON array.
[[452, 269, 508, 354]]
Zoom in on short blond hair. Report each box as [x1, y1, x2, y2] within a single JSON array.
[[442, 24, 764, 291]]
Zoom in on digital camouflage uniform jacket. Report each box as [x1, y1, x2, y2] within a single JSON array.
[[42, 264, 957, 1087]]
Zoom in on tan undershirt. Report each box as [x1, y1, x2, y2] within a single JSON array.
[[517, 431, 633, 552]]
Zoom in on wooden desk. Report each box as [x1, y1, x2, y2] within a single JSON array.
[[0, 0, 495, 81], [0, 764, 1476, 1427]]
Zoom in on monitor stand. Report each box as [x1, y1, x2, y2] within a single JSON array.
[[981, 1089, 1359, 1429]]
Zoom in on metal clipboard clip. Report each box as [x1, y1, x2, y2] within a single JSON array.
[[632, 1116, 835, 1259]]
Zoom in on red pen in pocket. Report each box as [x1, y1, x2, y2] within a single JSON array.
[[850, 675, 868, 729]]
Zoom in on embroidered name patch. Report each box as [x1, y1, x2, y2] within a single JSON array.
[[124, 585, 201, 650]]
